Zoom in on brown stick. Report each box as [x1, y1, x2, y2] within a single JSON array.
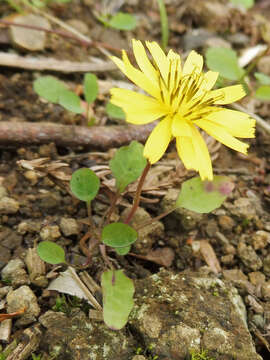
[[0, 122, 155, 149]]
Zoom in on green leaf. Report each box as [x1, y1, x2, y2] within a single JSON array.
[[102, 270, 134, 329], [84, 73, 98, 104], [176, 176, 234, 213], [255, 85, 270, 101], [106, 102, 126, 120], [109, 141, 147, 193], [255, 72, 270, 86], [115, 245, 131, 255], [33, 76, 67, 103], [102, 223, 137, 248], [37, 241, 66, 264], [230, 0, 254, 9], [108, 12, 137, 30], [206, 47, 244, 81], [70, 168, 100, 202], [59, 90, 83, 113]]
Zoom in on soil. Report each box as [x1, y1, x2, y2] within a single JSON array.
[[1, 0, 270, 359]]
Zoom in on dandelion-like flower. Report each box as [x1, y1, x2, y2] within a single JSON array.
[[110, 40, 255, 180]]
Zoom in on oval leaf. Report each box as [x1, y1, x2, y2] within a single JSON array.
[[109, 141, 147, 193], [37, 241, 66, 264], [102, 270, 134, 330], [108, 12, 137, 30], [84, 73, 98, 104], [59, 90, 83, 113], [206, 47, 244, 81], [33, 76, 66, 103], [115, 245, 131, 256], [176, 176, 234, 213], [254, 72, 270, 86], [70, 168, 100, 202], [106, 102, 125, 120], [102, 223, 137, 248], [255, 85, 270, 101]]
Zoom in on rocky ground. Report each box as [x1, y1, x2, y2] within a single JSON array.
[[1, 0, 270, 359]]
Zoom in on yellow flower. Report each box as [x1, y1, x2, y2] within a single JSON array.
[[110, 40, 256, 180]]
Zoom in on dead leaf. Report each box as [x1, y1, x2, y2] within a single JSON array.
[[200, 240, 221, 274]]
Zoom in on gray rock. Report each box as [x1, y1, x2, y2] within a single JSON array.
[[131, 269, 261, 359], [263, 254, 270, 276], [0, 186, 7, 200], [17, 220, 42, 235], [39, 310, 136, 360], [227, 33, 250, 46], [60, 218, 79, 237], [0, 286, 11, 299], [261, 282, 270, 300], [183, 28, 213, 51], [237, 242, 262, 271], [9, 14, 51, 51], [40, 225, 61, 241], [252, 230, 270, 250], [6, 285, 40, 325], [0, 245, 11, 269], [0, 197, 19, 214], [205, 37, 231, 49], [1, 259, 29, 286]]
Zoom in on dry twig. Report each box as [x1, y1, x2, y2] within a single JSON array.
[[0, 121, 155, 149]]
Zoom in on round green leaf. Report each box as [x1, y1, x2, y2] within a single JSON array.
[[102, 223, 137, 248], [206, 47, 244, 81], [108, 12, 137, 31], [37, 241, 66, 264], [255, 86, 270, 101], [109, 141, 147, 193], [33, 76, 67, 103], [102, 270, 134, 330], [70, 168, 100, 202], [84, 73, 98, 104], [176, 176, 234, 213]]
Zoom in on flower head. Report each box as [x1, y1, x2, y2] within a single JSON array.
[[110, 40, 255, 180]]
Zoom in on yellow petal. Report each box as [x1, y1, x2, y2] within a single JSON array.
[[143, 116, 172, 163], [195, 118, 249, 154], [146, 41, 169, 83], [132, 39, 158, 83], [209, 85, 246, 105], [206, 108, 256, 138], [202, 71, 219, 91], [172, 115, 192, 137], [182, 50, 203, 76], [176, 124, 213, 180], [121, 51, 161, 98], [110, 88, 167, 124], [176, 136, 198, 170]]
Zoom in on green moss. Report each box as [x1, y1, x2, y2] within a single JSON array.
[[190, 349, 215, 360]]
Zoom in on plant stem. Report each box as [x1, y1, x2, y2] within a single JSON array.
[[86, 201, 93, 229], [156, 0, 169, 51], [124, 162, 151, 225]]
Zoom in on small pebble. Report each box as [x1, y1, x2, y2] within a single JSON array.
[[0, 197, 19, 214], [40, 225, 61, 241], [60, 218, 79, 237], [1, 259, 29, 286]]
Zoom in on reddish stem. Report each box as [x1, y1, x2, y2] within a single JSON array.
[[124, 162, 151, 225]]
